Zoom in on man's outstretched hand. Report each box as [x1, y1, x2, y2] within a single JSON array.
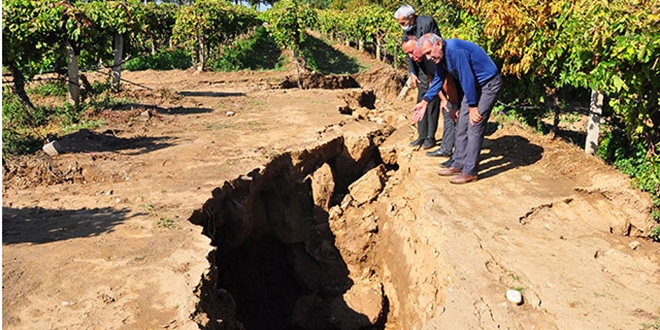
[[411, 101, 428, 123]]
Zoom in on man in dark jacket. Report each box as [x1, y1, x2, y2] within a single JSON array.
[[395, 4, 441, 150], [411, 33, 502, 184]]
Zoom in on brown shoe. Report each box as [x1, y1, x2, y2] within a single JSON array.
[[449, 173, 478, 184], [437, 167, 462, 176]]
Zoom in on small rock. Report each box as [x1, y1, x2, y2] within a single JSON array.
[[506, 289, 523, 305], [61, 301, 76, 307], [115, 197, 121, 203], [226, 111, 235, 116], [629, 240, 641, 250], [43, 140, 64, 156], [99, 293, 116, 304]]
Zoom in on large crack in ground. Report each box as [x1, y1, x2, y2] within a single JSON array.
[[188, 127, 398, 329]]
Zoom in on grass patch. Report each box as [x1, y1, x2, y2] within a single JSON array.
[[641, 316, 660, 330], [142, 202, 157, 216], [27, 80, 68, 97], [157, 217, 177, 229], [60, 119, 107, 135], [2, 79, 134, 156]]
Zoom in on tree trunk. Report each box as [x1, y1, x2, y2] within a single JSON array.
[[585, 89, 603, 155], [112, 34, 123, 93], [292, 49, 302, 89], [376, 39, 382, 61], [151, 36, 157, 55], [66, 42, 80, 105], [197, 33, 205, 71], [6, 60, 36, 111]]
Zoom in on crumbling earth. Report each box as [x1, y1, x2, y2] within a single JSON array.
[[3, 47, 660, 330]]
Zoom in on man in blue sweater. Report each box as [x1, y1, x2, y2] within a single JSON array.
[[411, 33, 502, 184]]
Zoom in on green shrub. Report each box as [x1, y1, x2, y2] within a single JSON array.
[[124, 48, 192, 71], [650, 226, 660, 242], [88, 81, 110, 95], [1, 128, 43, 156], [211, 26, 285, 72], [1, 82, 128, 156], [599, 131, 660, 199]]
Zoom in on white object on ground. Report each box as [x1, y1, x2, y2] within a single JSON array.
[[506, 289, 523, 305]]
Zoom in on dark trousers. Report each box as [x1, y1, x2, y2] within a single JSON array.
[[416, 73, 440, 140], [439, 102, 458, 154], [453, 74, 502, 176]]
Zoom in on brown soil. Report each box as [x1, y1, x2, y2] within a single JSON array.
[[3, 45, 660, 330]]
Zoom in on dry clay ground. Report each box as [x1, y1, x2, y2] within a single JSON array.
[[3, 45, 660, 330]]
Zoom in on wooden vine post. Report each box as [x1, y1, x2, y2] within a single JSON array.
[[112, 34, 124, 92], [585, 90, 603, 155], [66, 42, 80, 105]]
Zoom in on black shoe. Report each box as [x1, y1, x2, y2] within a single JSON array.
[[439, 158, 455, 168], [421, 138, 436, 150], [409, 137, 425, 147], [426, 148, 452, 157]]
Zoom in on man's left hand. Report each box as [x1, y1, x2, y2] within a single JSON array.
[[469, 106, 482, 125]]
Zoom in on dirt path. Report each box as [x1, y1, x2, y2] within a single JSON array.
[[3, 51, 660, 329]]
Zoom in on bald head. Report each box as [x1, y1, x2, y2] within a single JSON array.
[[402, 36, 423, 62]]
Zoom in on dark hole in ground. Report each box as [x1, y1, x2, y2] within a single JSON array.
[[189, 132, 397, 330], [279, 73, 360, 90]]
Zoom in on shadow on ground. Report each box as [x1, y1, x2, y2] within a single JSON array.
[[478, 135, 544, 179], [303, 35, 363, 75], [113, 103, 214, 115], [177, 91, 245, 98], [2, 206, 131, 244], [57, 129, 175, 155]]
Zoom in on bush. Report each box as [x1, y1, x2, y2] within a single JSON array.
[[599, 130, 660, 199], [1, 81, 120, 156], [650, 226, 660, 242], [1, 129, 43, 156], [211, 26, 285, 72], [123, 49, 192, 71]]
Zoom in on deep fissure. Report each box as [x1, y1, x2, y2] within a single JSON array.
[[189, 130, 398, 329]]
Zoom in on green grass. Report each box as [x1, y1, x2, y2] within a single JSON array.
[[60, 119, 106, 135], [641, 316, 660, 330], [157, 217, 177, 229], [650, 226, 660, 242], [142, 202, 156, 215], [2, 79, 134, 156], [27, 80, 68, 97], [212, 26, 287, 72], [124, 48, 192, 71]]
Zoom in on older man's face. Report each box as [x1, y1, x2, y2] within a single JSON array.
[[397, 15, 415, 29], [421, 40, 444, 64], [402, 40, 423, 62]]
